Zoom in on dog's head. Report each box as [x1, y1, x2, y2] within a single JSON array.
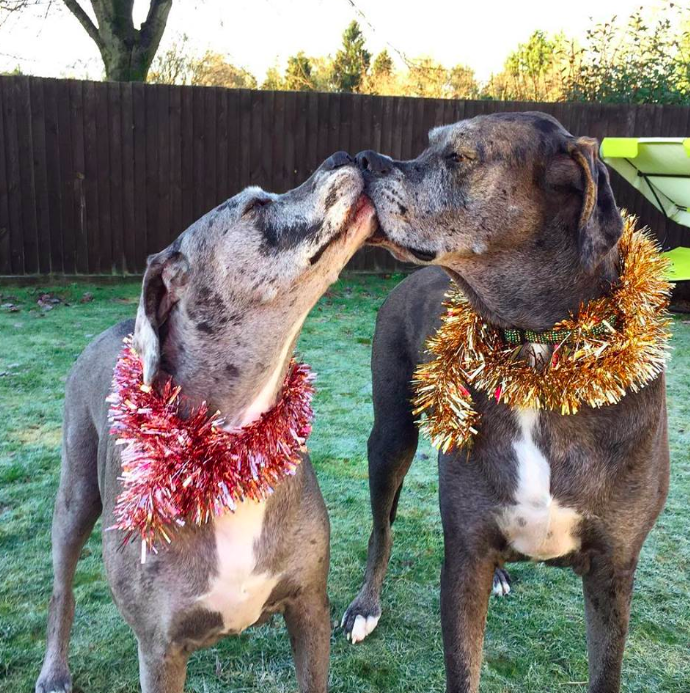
[[133, 152, 375, 396], [361, 113, 623, 326]]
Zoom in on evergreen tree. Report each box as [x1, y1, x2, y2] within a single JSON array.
[[332, 20, 371, 92]]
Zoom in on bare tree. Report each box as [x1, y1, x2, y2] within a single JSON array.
[[0, 0, 173, 81], [62, 0, 173, 81]]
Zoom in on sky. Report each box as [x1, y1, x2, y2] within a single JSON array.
[[0, 0, 674, 83]]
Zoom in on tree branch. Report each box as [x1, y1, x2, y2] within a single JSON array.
[[62, 0, 103, 49], [139, 0, 171, 50]]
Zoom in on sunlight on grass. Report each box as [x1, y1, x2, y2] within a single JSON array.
[[0, 278, 688, 692]]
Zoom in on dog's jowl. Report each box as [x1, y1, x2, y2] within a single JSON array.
[[35, 152, 376, 693], [344, 113, 670, 693]]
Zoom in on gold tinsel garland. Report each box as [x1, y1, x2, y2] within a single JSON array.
[[413, 215, 672, 453]]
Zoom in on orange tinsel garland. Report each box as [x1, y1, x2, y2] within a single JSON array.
[[413, 215, 672, 453]]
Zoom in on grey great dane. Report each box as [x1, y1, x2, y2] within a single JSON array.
[[342, 113, 669, 693], [36, 152, 376, 693]]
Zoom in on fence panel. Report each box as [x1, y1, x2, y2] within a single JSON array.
[[0, 76, 688, 276]]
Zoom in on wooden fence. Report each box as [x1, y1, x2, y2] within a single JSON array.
[[0, 75, 688, 277]]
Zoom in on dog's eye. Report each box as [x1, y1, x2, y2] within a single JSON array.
[[446, 152, 472, 164], [241, 197, 271, 216]]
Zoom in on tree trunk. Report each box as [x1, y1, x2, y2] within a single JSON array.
[[100, 41, 157, 82], [62, 0, 172, 82]]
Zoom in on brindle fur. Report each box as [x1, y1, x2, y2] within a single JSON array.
[[36, 152, 375, 693], [342, 113, 670, 693]]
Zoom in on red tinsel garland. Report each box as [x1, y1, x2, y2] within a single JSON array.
[[106, 335, 315, 559]]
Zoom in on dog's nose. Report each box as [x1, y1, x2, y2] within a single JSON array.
[[355, 150, 392, 175], [322, 151, 353, 171]]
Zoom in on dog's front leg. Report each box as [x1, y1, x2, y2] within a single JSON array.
[[583, 553, 638, 693], [137, 640, 189, 693], [440, 549, 495, 693], [284, 586, 331, 693]]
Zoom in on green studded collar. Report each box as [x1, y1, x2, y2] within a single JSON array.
[[501, 316, 618, 346]]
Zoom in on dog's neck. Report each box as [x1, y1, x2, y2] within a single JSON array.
[[159, 306, 309, 428], [443, 238, 619, 333]]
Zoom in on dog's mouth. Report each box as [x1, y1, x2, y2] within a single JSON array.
[[308, 195, 375, 266], [366, 224, 437, 263]]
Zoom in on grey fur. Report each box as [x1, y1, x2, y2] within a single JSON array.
[[343, 113, 669, 693], [36, 153, 375, 693]]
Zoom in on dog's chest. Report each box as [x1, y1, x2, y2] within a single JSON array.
[[197, 500, 280, 633], [497, 407, 581, 560]]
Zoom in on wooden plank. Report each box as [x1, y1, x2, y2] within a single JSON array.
[[271, 90, 286, 192], [432, 98, 445, 129], [169, 85, 183, 238], [120, 82, 136, 273], [0, 77, 12, 275], [95, 82, 112, 273], [401, 95, 415, 160], [191, 86, 205, 219], [180, 83, 194, 230], [215, 87, 228, 200], [145, 84, 160, 255], [360, 94, 373, 158], [292, 91, 309, 187], [226, 89, 241, 196], [283, 91, 298, 190], [327, 90, 341, 160], [69, 80, 88, 274], [339, 94, 357, 162], [391, 96, 404, 160], [15, 77, 38, 274], [371, 92, 383, 153], [411, 96, 426, 154], [442, 97, 454, 127], [260, 89, 274, 190], [108, 82, 124, 274], [453, 98, 466, 124], [203, 86, 217, 211], [131, 82, 147, 271], [82, 80, 101, 273], [29, 79, 51, 274], [43, 78, 63, 274], [249, 89, 263, 185], [238, 89, 251, 189], [157, 84, 171, 248], [348, 93, 363, 158], [380, 95, 394, 158], [305, 91, 319, 177], [316, 92, 330, 167], [462, 99, 481, 121], [549, 101, 569, 133]]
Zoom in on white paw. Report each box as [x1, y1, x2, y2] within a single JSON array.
[[349, 613, 380, 644], [492, 574, 511, 597]]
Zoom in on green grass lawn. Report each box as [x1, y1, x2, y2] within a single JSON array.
[[1, 276, 689, 693]]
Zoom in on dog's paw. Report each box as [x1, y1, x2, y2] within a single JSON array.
[[341, 593, 382, 644], [492, 567, 512, 597], [36, 664, 72, 693]]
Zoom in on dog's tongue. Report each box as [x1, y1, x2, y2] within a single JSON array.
[[352, 194, 377, 235], [354, 194, 372, 216]]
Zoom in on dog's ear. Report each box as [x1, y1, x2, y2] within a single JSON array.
[[567, 137, 624, 272], [133, 249, 190, 385]]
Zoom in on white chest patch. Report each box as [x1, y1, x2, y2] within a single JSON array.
[[498, 407, 581, 560], [197, 500, 280, 633]]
